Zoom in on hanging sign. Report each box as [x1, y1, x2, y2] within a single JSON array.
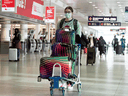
[[2, 0, 15, 12], [45, 6, 56, 23]]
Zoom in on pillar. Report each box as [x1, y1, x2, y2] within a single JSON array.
[[20, 24, 28, 42], [46, 23, 50, 43], [35, 24, 41, 39], [1, 21, 11, 41]]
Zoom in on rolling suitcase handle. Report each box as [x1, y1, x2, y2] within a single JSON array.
[[52, 63, 62, 77]]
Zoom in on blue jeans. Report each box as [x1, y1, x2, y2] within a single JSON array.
[[17, 49, 20, 59]]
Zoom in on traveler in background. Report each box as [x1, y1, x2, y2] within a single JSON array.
[[88, 33, 97, 47], [88, 33, 97, 63], [98, 36, 106, 58], [120, 36, 126, 55], [112, 35, 118, 52], [12, 28, 21, 61]]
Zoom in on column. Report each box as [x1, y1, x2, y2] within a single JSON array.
[[20, 23, 28, 56], [46, 23, 50, 43], [1, 21, 11, 41], [0, 21, 11, 54], [35, 24, 41, 39], [20, 23, 28, 42]]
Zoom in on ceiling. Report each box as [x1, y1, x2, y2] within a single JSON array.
[[49, 0, 128, 24], [0, 0, 128, 26]]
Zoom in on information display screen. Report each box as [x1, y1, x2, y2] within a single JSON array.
[[88, 22, 121, 26], [88, 16, 117, 22]]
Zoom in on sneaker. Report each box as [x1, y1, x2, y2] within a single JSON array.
[[59, 82, 67, 89], [67, 84, 73, 90]]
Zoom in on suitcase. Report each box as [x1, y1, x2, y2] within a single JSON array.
[[55, 29, 75, 45], [9, 48, 17, 61], [86, 47, 95, 65], [51, 43, 71, 57], [116, 45, 122, 54], [40, 56, 71, 79]]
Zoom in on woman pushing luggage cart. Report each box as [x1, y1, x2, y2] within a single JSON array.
[[37, 6, 82, 96]]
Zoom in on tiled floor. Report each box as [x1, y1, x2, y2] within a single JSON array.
[[0, 47, 128, 96]]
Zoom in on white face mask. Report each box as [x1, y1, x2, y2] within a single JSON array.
[[90, 35, 93, 38], [65, 13, 72, 19]]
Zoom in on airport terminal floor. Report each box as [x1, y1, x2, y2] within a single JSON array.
[[0, 47, 128, 96]]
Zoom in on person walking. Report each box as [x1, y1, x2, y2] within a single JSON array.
[[120, 36, 126, 55], [98, 36, 106, 58]]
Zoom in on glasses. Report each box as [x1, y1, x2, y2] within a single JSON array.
[[65, 11, 71, 13]]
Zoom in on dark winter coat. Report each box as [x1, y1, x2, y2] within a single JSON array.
[[98, 36, 106, 52], [12, 29, 22, 49], [88, 37, 97, 47]]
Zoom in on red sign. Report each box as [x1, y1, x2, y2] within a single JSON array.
[[45, 6, 55, 23], [16, 0, 44, 21], [2, 0, 15, 12]]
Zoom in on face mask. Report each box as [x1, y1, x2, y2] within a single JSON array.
[[65, 13, 72, 19], [90, 36, 93, 38]]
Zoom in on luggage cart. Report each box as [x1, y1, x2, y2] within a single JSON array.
[[37, 29, 82, 96], [37, 44, 81, 96]]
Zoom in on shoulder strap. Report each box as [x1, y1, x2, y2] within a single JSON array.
[[59, 18, 65, 29], [73, 19, 78, 31], [60, 18, 78, 31]]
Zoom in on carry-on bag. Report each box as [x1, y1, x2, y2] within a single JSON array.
[[116, 45, 122, 54], [9, 48, 17, 61], [86, 47, 95, 65]]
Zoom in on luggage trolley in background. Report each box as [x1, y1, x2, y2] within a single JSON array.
[[37, 29, 82, 96]]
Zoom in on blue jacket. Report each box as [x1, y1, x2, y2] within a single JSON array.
[[120, 38, 125, 48]]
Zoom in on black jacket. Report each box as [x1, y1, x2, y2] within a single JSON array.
[[88, 37, 97, 47], [75, 33, 89, 49], [12, 29, 21, 47]]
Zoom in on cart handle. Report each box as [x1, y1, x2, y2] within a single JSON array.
[[52, 63, 62, 77]]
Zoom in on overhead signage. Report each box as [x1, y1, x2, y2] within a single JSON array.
[[16, 0, 44, 21], [45, 6, 56, 23], [31, 1, 43, 17], [88, 16, 117, 22], [2, 0, 15, 12], [88, 22, 121, 26]]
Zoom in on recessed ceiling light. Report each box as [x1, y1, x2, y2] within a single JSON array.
[[92, 5, 95, 6], [117, 2, 120, 3], [89, 2, 92, 3], [118, 5, 121, 6], [60, 15, 63, 16], [95, 7, 98, 8]]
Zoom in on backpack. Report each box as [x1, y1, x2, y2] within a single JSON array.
[[114, 38, 118, 44], [59, 18, 77, 31], [99, 40, 104, 46]]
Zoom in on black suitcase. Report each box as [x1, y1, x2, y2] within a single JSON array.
[[116, 45, 122, 54], [86, 47, 95, 65]]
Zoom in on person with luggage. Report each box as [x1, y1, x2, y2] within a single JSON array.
[[98, 36, 106, 58], [56, 6, 82, 64], [56, 6, 82, 90], [112, 35, 118, 52], [88, 33, 97, 64], [120, 36, 126, 55], [12, 28, 21, 61]]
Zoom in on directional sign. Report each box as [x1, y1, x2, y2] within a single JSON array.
[[88, 16, 117, 22], [88, 22, 121, 26]]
